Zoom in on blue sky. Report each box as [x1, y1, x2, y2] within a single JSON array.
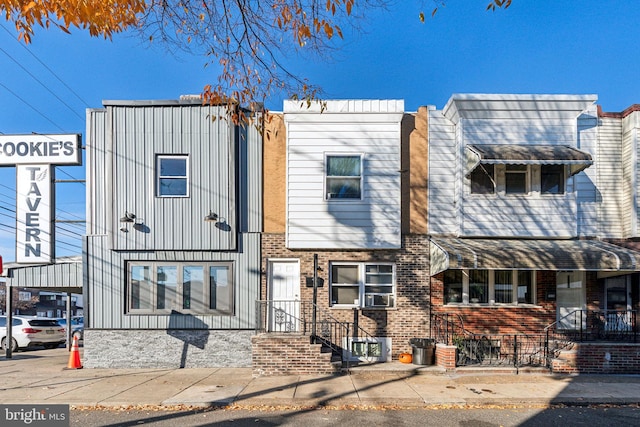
[[1, 1, 640, 262]]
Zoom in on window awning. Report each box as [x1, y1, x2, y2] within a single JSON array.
[[465, 144, 593, 177], [430, 238, 640, 276]]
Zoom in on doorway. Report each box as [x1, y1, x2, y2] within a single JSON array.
[[604, 275, 632, 331], [267, 260, 301, 332], [556, 271, 586, 330]]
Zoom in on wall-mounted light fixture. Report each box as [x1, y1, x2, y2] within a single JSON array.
[[204, 211, 218, 223], [119, 211, 136, 232], [120, 211, 136, 223]]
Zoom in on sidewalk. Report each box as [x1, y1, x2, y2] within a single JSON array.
[[1, 348, 640, 408]]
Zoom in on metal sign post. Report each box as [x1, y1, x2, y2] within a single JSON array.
[[312, 254, 318, 343], [5, 284, 12, 358]]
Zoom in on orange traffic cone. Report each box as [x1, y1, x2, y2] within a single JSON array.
[[66, 335, 83, 369]]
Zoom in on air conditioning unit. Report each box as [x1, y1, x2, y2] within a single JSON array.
[[365, 294, 393, 308]]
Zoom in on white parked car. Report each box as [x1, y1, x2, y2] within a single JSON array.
[[0, 315, 66, 351]]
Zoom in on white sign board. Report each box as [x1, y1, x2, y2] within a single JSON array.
[[0, 134, 81, 165], [16, 165, 54, 263]]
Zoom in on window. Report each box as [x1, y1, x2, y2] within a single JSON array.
[[443, 269, 535, 305], [517, 270, 534, 304], [127, 261, 234, 314], [326, 155, 362, 199], [541, 165, 565, 194], [469, 270, 489, 303], [494, 270, 513, 304], [156, 155, 189, 197], [443, 270, 463, 303], [330, 263, 395, 308], [505, 164, 528, 194], [470, 165, 495, 194]]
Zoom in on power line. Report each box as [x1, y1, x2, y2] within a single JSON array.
[[0, 24, 91, 108], [0, 81, 65, 132], [0, 46, 84, 121]]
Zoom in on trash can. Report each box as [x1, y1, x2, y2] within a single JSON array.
[[409, 338, 435, 365]]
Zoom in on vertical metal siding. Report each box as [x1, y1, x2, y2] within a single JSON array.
[[109, 104, 236, 251], [86, 233, 260, 330], [86, 109, 108, 236], [240, 112, 263, 233], [86, 101, 262, 331], [7, 261, 82, 288]]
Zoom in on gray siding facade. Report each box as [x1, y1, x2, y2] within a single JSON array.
[[84, 99, 262, 368]]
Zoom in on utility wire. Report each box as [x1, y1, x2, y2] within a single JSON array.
[[0, 45, 84, 121], [0, 81, 65, 132], [0, 24, 91, 108]]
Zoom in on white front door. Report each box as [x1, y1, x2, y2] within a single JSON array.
[[268, 260, 301, 332], [604, 275, 632, 331], [556, 271, 586, 330]]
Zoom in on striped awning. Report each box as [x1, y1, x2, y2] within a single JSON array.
[[465, 144, 593, 177], [430, 238, 640, 276]]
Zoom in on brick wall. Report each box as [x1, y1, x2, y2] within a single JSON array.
[[261, 234, 430, 358], [435, 343, 456, 370], [551, 343, 640, 374], [251, 334, 340, 376], [431, 271, 557, 335], [431, 271, 601, 335]]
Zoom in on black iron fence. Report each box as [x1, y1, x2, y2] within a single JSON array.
[[545, 309, 638, 343], [433, 310, 639, 370]]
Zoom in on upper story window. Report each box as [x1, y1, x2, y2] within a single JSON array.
[[470, 165, 495, 194], [505, 164, 529, 194], [330, 262, 395, 308], [470, 164, 566, 196], [325, 154, 362, 200], [541, 165, 565, 194], [156, 155, 189, 197]]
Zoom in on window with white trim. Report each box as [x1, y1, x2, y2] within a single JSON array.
[[156, 155, 189, 197], [325, 154, 362, 199], [541, 165, 565, 194], [505, 164, 529, 194], [443, 269, 535, 305], [128, 261, 233, 314], [330, 262, 395, 308], [470, 164, 568, 196], [470, 164, 495, 194]]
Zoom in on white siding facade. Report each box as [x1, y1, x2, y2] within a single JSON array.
[[284, 100, 404, 249], [429, 94, 598, 238]]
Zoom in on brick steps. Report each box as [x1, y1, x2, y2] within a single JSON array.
[[251, 333, 343, 376]]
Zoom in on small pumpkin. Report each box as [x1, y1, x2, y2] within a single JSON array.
[[399, 352, 412, 364]]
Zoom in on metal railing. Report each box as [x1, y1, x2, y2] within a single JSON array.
[[544, 309, 638, 363], [545, 309, 638, 343], [453, 333, 547, 370], [432, 313, 466, 346], [432, 313, 547, 370], [256, 300, 368, 365]]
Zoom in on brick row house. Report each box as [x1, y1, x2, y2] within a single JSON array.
[[255, 100, 431, 374], [79, 94, 640, 373], [428, 94, 640, 373]]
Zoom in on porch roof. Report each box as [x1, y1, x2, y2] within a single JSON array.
[[465, 144, 593, 177], [430, 238, 640, 276]]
